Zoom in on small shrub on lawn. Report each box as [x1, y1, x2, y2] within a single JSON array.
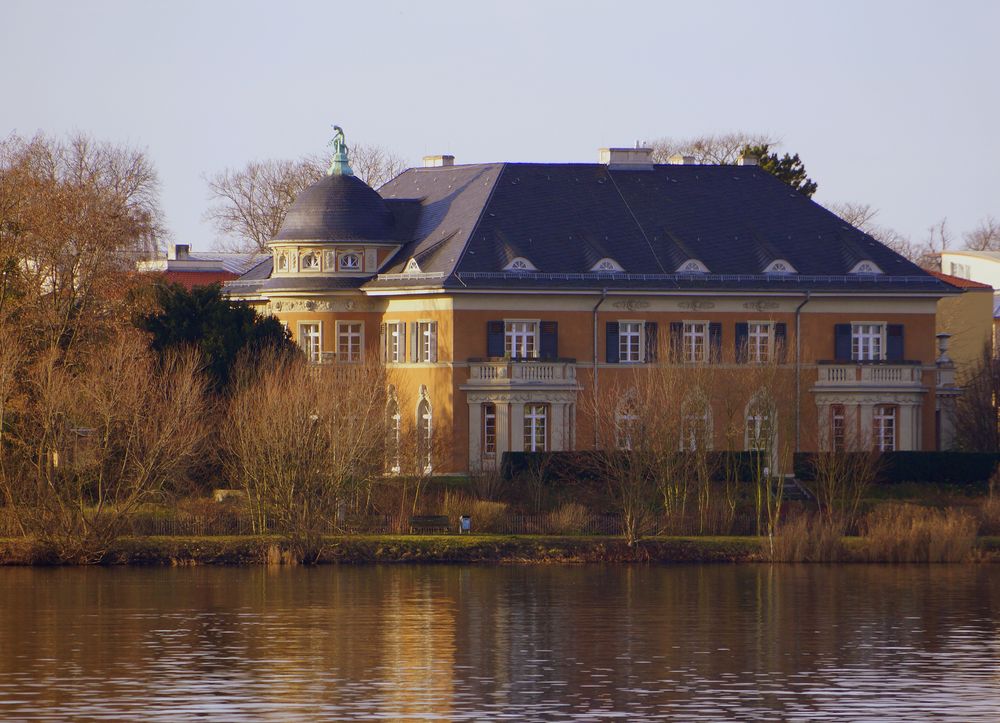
[[545, 503, 592, 535]]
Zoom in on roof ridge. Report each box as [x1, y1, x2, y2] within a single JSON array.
[[449, 163, 507, 283]]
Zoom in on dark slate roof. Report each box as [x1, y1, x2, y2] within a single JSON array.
[[274, 173, 398, 242], [235, 161, 953, 296]]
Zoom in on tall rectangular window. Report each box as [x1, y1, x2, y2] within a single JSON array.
[[523, 404, 547, 452], [748, 322, 772, 363], [483, 402, 497, 459], [337, 321, 363, 363], [874, 405, 896, 452], [383, 321, 405, 363], [619, 322, 643, 363], [831, 404, 846, 452], [416, 321, 438, 362], [852, 323, 884, 361], [683, 322, 709, 363], [505, 321, 538, 359], [298, 322, 321, 363]]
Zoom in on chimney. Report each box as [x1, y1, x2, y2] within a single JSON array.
[[737, 153, 759, 166], [423, 154, 455, 167], [599, 147, 654, 170], [168, 243, 190, 260], [667, 154, 696, 165]]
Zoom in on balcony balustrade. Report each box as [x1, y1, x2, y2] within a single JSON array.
[[466, 358, 577, 387], [815, 362, 924, 387]]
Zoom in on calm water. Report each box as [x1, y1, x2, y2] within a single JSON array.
[[1, 564, 999, 721]]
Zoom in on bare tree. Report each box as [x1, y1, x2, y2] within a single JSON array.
[[953, 343, 1000, 451], [826, 201, 920, 263], [0, 132, 164, 354], [649, 132, 776, 164], [0, 332, 208, 562], [221, 352, 389, 561], [205, 143, 408, 253], [964, 215, 1000, 251]]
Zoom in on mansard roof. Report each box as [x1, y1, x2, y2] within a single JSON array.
[[234, 161, 952, 295]]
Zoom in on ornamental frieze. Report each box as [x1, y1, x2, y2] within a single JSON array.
[[267, 299, 369, 313], [613, 298, 650, 311], [678, 300, 715, 311], [743, 301, 780, 312]]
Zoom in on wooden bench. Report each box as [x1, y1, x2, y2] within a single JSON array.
[[408, 515, 452, 534]]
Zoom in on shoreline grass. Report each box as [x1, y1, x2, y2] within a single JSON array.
[[2, 533, 1000, 566]]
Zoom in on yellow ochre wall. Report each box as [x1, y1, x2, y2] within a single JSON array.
[[269, 292, 943, 474]]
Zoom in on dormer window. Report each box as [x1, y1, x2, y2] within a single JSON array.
[[505, 257, 537, 272], [677, 259, 709, 273], [276, 252, 289, 272], [339, 252, 361, 271], [300, 251, 320, 271], [405, 258, 422, 274], [592, 257, 624, 272], [764, 259, 796, 274], [849, 260, 883, 274]]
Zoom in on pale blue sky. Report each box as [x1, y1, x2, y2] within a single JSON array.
[[3, 0, 998, 250]]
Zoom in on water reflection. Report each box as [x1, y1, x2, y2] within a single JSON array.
[[1, 564, 999, 720]]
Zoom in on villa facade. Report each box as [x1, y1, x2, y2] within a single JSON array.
[[227, 138, 960, 474]]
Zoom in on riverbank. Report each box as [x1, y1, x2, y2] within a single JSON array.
[[3, 534, 1000, 565]]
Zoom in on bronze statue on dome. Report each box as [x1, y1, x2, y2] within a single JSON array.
[[327, 125, 354, 176]]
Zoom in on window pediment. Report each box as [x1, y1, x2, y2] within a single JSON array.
[[504, 256, 537, 272], [764, 259, 796, 274], [592, 257, 624, 272], [677, 259, 709, 273], [849, 260, 883, 274]]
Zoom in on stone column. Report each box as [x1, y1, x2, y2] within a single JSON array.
[[510, 402, 525, 452], [468, 401, 482, 471], [550, 402, 565, 451]]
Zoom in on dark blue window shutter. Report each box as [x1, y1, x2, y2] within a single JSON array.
[[774, 323, 788, 364], [735, 323, 749, 363], [834, 324, 852, 361], [887, 324, 904, 361], [606, 322, 620, 363], [487, 321, 505, 358], [709, 323, 723, 363], [644, 322, 659, 362], [540, 321, 558, 360], [669, 322, 683, 362]]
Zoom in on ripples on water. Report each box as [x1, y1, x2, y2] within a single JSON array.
[[1, 564, 999, 721]]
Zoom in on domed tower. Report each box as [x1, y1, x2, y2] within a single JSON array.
[[267, 126, 399, 283]]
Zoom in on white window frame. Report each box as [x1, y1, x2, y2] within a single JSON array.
[[852, 322, 886, 361], [745, 397, 775, 452], [682, 321, 709, 364], [849, 260, 883, 274], [275, 251, 289, 272], [873, 405, 896, 452], [681, 396, 712, 451], [337, 320, 364, 363], [417, 391, 433, 474], [615, 397, 639, 451], [339, 251, 362, 272], [298, 321, 322, 363], [677, 259, 709, 273], [505, 319, 539, 359], [829, 404, 846, 452], [386, 389, 402, 474], [416, 320, 438, 363], [618, 320, 644, 364], [523, 403, 548, 452], [384, 321, 405, 364], [300, 250, 321, 271], [747, 321, 773, 364], [592, 257, 624, 272], [483, 402, 497, 460]]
